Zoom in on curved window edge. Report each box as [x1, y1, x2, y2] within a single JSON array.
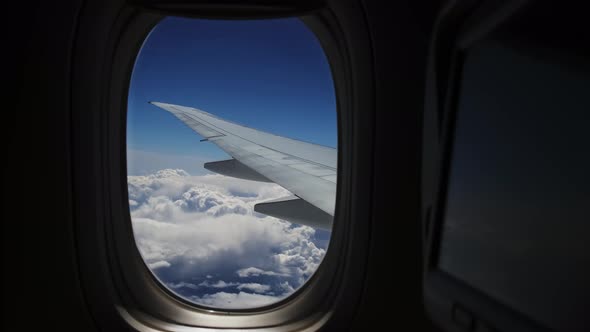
[[71, 0, 376, 331]]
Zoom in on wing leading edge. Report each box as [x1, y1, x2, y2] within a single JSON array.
[[149, 101, 336, 230]]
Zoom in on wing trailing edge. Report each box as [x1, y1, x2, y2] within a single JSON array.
[[254, 196, 333, 230], [204, 159, 271, 183]]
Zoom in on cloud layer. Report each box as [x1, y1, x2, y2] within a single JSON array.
[[128, 169, 329, 309]]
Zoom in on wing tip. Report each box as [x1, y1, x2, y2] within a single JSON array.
[[148, 101, 167, 109]]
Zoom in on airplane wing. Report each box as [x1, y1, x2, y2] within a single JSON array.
[[150, 101, 336, 230]]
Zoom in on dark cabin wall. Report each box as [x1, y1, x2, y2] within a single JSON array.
[[6, 0, 96, 330], [350, 1, 439, 331]]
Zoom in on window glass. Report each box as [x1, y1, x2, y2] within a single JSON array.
[[127, 17, 336, 309]]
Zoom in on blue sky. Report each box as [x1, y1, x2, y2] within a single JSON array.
[[127, 17, 336, 175]]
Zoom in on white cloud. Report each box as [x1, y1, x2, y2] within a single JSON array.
[[128, 169, 328, 309], [148, 260, 171, 269], [198, 280, 238, 288], [167, 281, 199, 290], [127, 170, 290, 211], [189, 292, 285, 309], [279, 282, 295, 293], [236, 283, 271, 293], [236, 267, 288, 278], [167, 280, 239, 290]]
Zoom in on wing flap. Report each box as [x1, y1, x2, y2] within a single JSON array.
[[255, 196, 333, 230], [204, 159, 271, 182]]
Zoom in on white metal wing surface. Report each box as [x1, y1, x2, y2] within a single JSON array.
[[150, 102, 336, 230]]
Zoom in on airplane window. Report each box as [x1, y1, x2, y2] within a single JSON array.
[[126, 17, 336, 309]]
